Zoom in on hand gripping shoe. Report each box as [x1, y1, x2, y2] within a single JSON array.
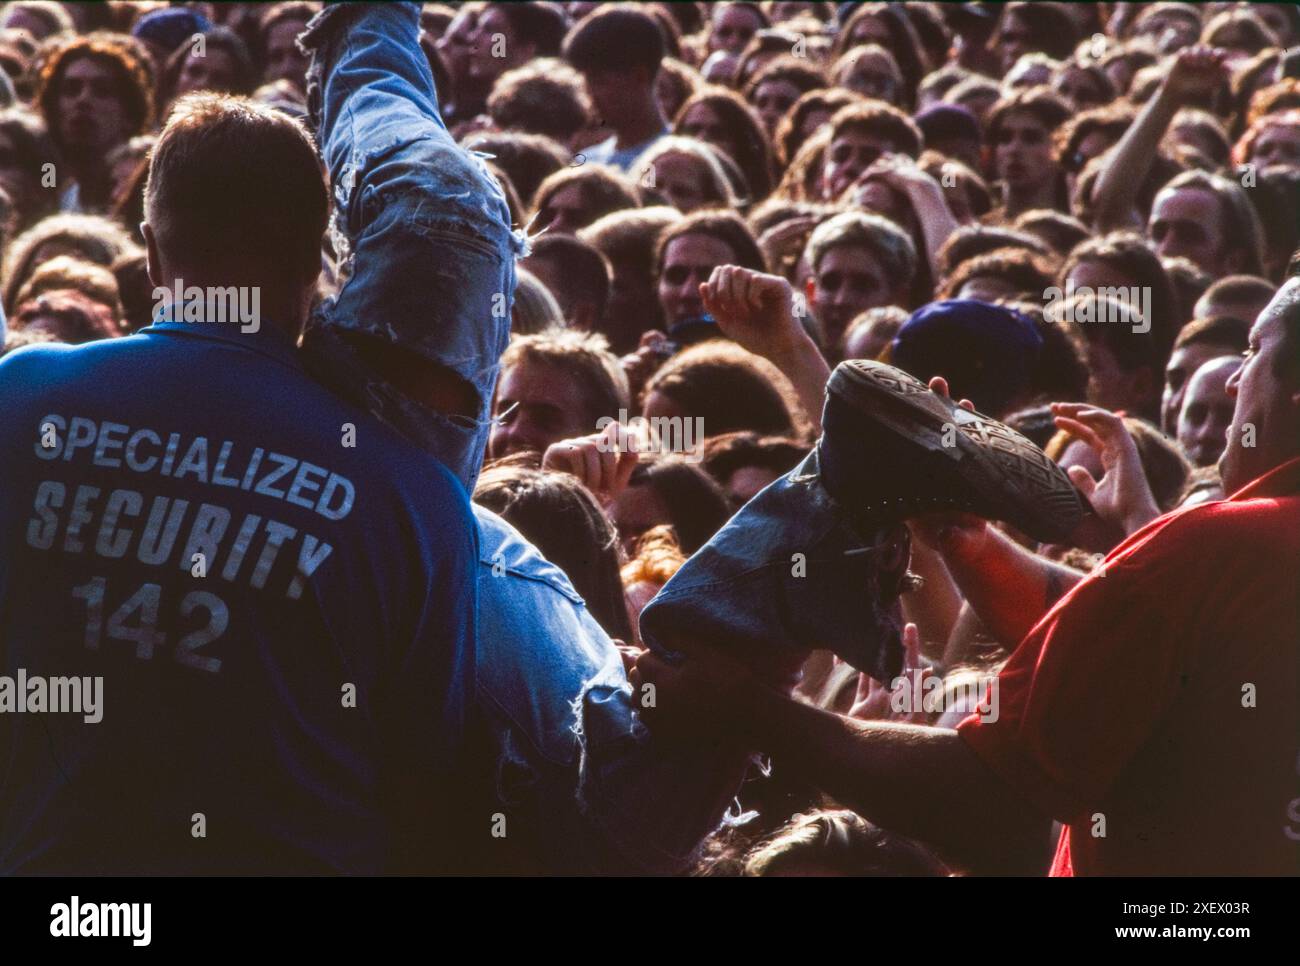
[[818, 359, 1091, 544]]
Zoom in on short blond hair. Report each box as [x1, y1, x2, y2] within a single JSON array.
[[500, 329, 630, 420]]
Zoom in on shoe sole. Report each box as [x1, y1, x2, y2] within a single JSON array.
[[827, 360, 1089, 543]]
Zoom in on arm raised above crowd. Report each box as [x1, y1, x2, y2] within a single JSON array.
[[912, 514, 1085, 650], [701, 265, 832, 434], [851, 157, 960, 281], [1089, 45, 1228, 232], [909, 377, 1088, 646]]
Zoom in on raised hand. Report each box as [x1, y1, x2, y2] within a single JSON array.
[[854, 153, 942, 198], [1162, 45, 1228, 104], [700, 265, 804, 361], [541, 420, 639, 507], [619, 329, 673, 402], [1050, 402, 1161, 535], [847, 623, 937, 723]]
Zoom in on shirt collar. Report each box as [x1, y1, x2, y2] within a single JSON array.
[[1227, 455, 1300, 501], [140, 316, 302, 371]]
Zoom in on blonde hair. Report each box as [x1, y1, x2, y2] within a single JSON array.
[[511, 266, 565, 334], [743, 810, 948, 876], [500, 328, 630, 417], [2, 213, 138, 313], [14, 255, 121, 323]]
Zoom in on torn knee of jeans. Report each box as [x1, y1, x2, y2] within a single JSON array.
[[335, 331, 482, 420], [569, 676, 643, 801], [494, 728, 540, 808]]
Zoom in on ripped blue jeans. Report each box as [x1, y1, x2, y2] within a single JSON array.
[[297, 3, 746, 871], [474, 507, 749, 873], [300, 0, 522, 489]]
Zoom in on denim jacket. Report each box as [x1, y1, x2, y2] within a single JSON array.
[[297, 2, 745, 872]]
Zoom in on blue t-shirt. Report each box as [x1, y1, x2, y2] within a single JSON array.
[[0, 320, 478, 874], [582, 130, 668, 173]]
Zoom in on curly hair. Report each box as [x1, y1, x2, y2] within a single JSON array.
[[36, 32, 154, 143], [13, 255, 122, 324], [2, 212, 138, 313], [773, 87, 862, 170], [1233, 108, 1300, 168], [487, 57, 591, 144], [12, 285, 120, 342]]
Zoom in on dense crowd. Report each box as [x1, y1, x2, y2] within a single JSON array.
[[0, 1, 1296, 877]]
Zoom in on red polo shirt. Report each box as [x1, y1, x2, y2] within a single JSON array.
[[959, 456, 1300, 876]]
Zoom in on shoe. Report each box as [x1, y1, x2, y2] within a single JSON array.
[[818, 359, 1090, 544]]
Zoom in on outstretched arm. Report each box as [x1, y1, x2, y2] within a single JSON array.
[[632, 646, 1053, 874], [701, 265, 832, 434], [1089, 46, 1227, 232], [909, 377, 1087, 645], [912, 514, 1086, 648]]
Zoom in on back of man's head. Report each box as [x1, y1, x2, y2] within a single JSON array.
[[144, 93, 326, 298], [1194, 274, 1276, 325]]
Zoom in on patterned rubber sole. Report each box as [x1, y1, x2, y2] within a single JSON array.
[[827, 359, 1088, 542]]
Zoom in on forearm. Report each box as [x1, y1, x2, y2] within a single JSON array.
[[911, 188, 961, 279], [737, 687, 1048, 872], [768, 335, 831, 435], [943, 527, 1084, 646], [1091, 87, 1179, 230]]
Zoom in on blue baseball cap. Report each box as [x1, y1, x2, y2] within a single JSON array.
[[132, 8, 211, 52], [890, 299, 1043, 416]]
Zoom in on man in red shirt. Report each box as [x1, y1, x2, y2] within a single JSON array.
[[634, 270, 1300, 875]]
